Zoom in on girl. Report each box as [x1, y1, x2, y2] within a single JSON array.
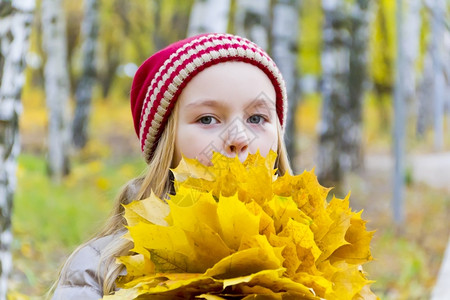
[[52, 33, 292, 299]]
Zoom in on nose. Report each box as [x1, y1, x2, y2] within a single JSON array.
[[223, 120, 249, 157]]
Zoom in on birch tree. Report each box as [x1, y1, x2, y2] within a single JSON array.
[[432, 16, 450, 290], [429, 0, 446, 150], [188, 0, 230, 36], [318, 0, 350, 185], [433, 29, 450, 293], [318, 0, 370, 185], [393, 0, 406, 224], [41, 0, 71, 182], [234, 0, 271, 49], [432, 11, 450, 296], [0, 0, 34, 297], [271, 0, 300, 164], [417, 47, 434, 137], [402, 0, 421, 106], [345, 0, 371, 171], [72, 0, 99, 149], [445, 28, 450, 136]]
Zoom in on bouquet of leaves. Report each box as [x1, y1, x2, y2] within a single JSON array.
[[104, 151, 377, 299]]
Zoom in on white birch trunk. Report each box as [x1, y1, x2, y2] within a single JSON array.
[[41, 0, 71, 182], [188, 0, 230, 36], [431, 2, 450, 298], [271, 0, 300, 163], [430, 0, 446, 150], [403, 0, 421, 106], [318, 0, 370, 185], [234, 0, 271, 50], [445, 28, 450, 136], [72, 0, 99, 149], [317, 0, 351, 185], [393, 0, 406, 224], [0, 0, 34, 297], [417, 47, 434, 137]]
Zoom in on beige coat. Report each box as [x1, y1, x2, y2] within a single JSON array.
[[51, 234, 116, 300]]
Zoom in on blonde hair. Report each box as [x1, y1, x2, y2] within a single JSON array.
[[52, 104, 292, 296]]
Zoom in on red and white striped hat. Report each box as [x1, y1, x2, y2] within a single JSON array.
[[130, 33, 287, 163]]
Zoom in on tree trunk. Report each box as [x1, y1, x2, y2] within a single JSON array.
[[41, 0, 71, 182], [72, 0, 99, 149], [317, 0, 370, 186], [403, 0, 421, 105], [344, 0, 371, 171], [317, 0, 352, 186], [430, 0, 446, 150], [99, 40, 120, 99], [393, 0, 406, 224], [445, 27, 450, 135], [188, 0, 230, 36], [234, 0, 271, 50], [417, 46, 434, 137], [0, 0, 34, 297], [432, 4, 450, 293], [271, 0, 300, 166]]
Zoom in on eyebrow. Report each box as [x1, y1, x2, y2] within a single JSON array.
[[184, 98, 276, 112], [185, 99, 226, 109], [246, 98, 276, 111]]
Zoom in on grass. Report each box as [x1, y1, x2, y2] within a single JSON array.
[[11, 153, 144, 298], [354, 181, 450, 299]]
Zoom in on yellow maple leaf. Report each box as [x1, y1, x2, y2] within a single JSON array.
[[123, 191, 170, 227], [317, 195, 352, 262], [330, 210, 375, 265], [107, 151, 377, 299], [217, 195, 260, 250], [115, 254, 154, 287]]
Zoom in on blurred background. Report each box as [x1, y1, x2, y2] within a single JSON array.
[[1, 0, 450, 299]]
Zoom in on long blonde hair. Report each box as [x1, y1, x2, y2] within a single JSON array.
[[53, 103, 292, 296]]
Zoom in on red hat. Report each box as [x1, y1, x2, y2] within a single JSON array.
[[130, 33, 287, 163]]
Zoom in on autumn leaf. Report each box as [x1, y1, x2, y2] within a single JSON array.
[[217, 195, 260, 250], [106, 151, 378, 299], [115, 254, 154, 287], [330, 210, 375, 265], [317, 195, 352, 262]]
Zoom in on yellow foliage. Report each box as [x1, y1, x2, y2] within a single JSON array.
[[104, 151, 378, 299], [369, 0, 396, 87]]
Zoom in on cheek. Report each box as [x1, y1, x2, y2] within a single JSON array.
[[250, 128, 278, 156], [175, 128, 220, 164]]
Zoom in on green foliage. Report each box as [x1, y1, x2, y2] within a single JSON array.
[[13, 154, 144, 248], [11, 154, 144, 296]]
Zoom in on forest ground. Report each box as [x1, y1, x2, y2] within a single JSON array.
[[356, 151, 450, 299]]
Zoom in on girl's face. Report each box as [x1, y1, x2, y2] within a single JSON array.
[[174, 61, 279, 166]]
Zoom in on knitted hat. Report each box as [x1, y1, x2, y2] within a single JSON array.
[[130, 33, 287, 163]]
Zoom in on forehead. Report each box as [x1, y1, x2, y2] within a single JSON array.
[[177, 61, 277, 107]]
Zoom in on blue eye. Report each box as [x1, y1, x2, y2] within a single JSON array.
[[248, 115, 264, 124], [199, 116, 216, 124]]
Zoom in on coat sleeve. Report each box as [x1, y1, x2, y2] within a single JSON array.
[[52, 243, 104, 300]]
